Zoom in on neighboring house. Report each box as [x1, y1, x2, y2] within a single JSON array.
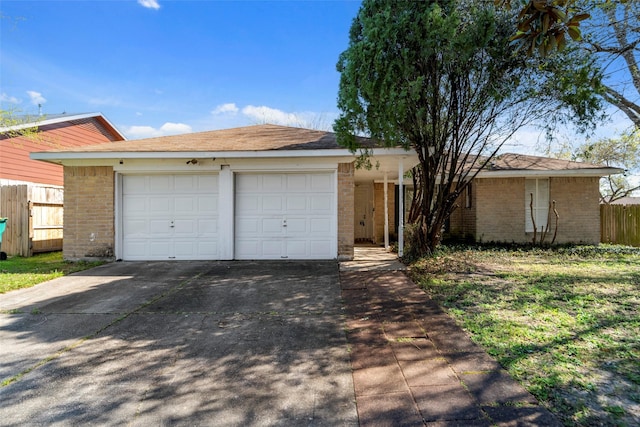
[[31, 125, 620, 261], [446, 154, 622, 245], [1, 112, 125, 186], [608, 197, 640, 205], [0, 112, 126, 256]]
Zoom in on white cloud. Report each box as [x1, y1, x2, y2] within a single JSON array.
[[211, 103, 239, 115], [160, 122, 192, 134], [123, 122, 192, 139], [138, 0, 160, 10], [241, 105, 335, 130], [241, 105, 307, 127], [26, 90, 46, 105], [0, 93, 21, 104]]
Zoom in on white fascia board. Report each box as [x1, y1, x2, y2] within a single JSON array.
[[475, 168, 624, 178], [31, 147, 414, 163]]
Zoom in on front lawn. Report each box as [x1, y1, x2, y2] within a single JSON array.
[[0, 252, 104, 294], [410, 244, 640, 426]]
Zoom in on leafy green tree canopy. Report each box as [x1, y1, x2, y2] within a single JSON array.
[[335, 0, 605, 256]]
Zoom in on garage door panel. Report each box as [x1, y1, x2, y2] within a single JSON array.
[[235, 172, 335, 260], [173, 219, 196, 236], [174, 196, 195, 212], [237, 195, 259, 211], [122, 174, 218, 260], [262, 240, 283, 257], [263, 174, 285, 190], [123, 219, 148, 237], [198, 196, 217, 212], [198, 219, 218, 235], [123, 197, 146, 214], [149, 175, 172, 192], [262, 218, 283, 234], [311, 195, 332, 211], [286, 218, 307, 233], [311, 174, 333, 191], [149, 197, 171, 213], [286, 175, 307, 191], [286, 196, 307, 211], [236, 218, 259, 234], [262, 195, 283, 211], [310, 240, 332, 257], [149, 241, 171, 257], [149, 220, 170, 235], [310, 218, 332, 233], [123, 176, 146, 193]]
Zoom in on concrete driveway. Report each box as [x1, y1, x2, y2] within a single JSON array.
[[0, 261, 357, 426]]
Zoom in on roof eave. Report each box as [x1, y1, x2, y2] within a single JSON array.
[[475, 168, 624, 178], [30, 147, 416, 164]]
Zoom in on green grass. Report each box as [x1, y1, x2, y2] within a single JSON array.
[[410, 244, 640, 426], [0, 252, 104, 294]]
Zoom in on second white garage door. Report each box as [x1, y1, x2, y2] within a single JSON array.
[[122, 174, 219, 260], [235, 172, 336, 259]]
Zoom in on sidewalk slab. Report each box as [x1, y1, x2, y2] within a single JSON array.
[[339, 259, 561, 427]]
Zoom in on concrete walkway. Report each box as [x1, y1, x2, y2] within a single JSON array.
[[340, 247, 560, 426]]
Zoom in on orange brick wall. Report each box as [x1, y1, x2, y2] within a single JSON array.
[[373, 182, 396, 244], [337, 162, 355, 260], [63, 166, 115, 260]]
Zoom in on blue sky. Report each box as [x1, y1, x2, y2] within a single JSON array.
[[0, 0, 634, 153], [1, 0, 361, 138]]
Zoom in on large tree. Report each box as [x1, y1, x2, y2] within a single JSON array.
[[335, 0, 603, 256]]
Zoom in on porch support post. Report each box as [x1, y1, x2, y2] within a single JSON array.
[[398, 159, 404, 258], [384, 172, 389, 250]]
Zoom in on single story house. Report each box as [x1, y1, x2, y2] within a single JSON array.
[[31, 125, 620, 261], [32, 124, 418, 261]]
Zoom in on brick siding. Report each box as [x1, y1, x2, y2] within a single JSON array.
[[63, 166, 115, 260], [549, 176, 601, 244], [337, 162, 355, 260], [474, 176, 601, 244]]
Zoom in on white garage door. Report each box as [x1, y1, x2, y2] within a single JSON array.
[[122, 174, 218, 260], [235, 172, 336, 260]]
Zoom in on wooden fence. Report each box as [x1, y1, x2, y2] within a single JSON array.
[[0, 185, 63, 256], [601, 204, 640, 247]]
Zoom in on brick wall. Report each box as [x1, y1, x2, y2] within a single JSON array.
[[373, 182, 396, 244], [549, 176, 601, 244], [475, 177, 526, 243], [337, 162, 355, 260], [474, 176, 601, 244], [447, 183, 476, 241], [63, 166, 115, 260]]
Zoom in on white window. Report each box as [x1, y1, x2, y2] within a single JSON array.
[[525, 178, 549, 232]]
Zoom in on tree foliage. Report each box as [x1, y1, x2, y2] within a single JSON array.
[[563, 131, 640, 202], [335, 0, 604, 256], [0, 109, 42, 141]]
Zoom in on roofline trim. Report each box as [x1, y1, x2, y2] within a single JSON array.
[[0, 112, 127, 140], [30, 147, 416, 161], [475, 168, 623, 178]]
